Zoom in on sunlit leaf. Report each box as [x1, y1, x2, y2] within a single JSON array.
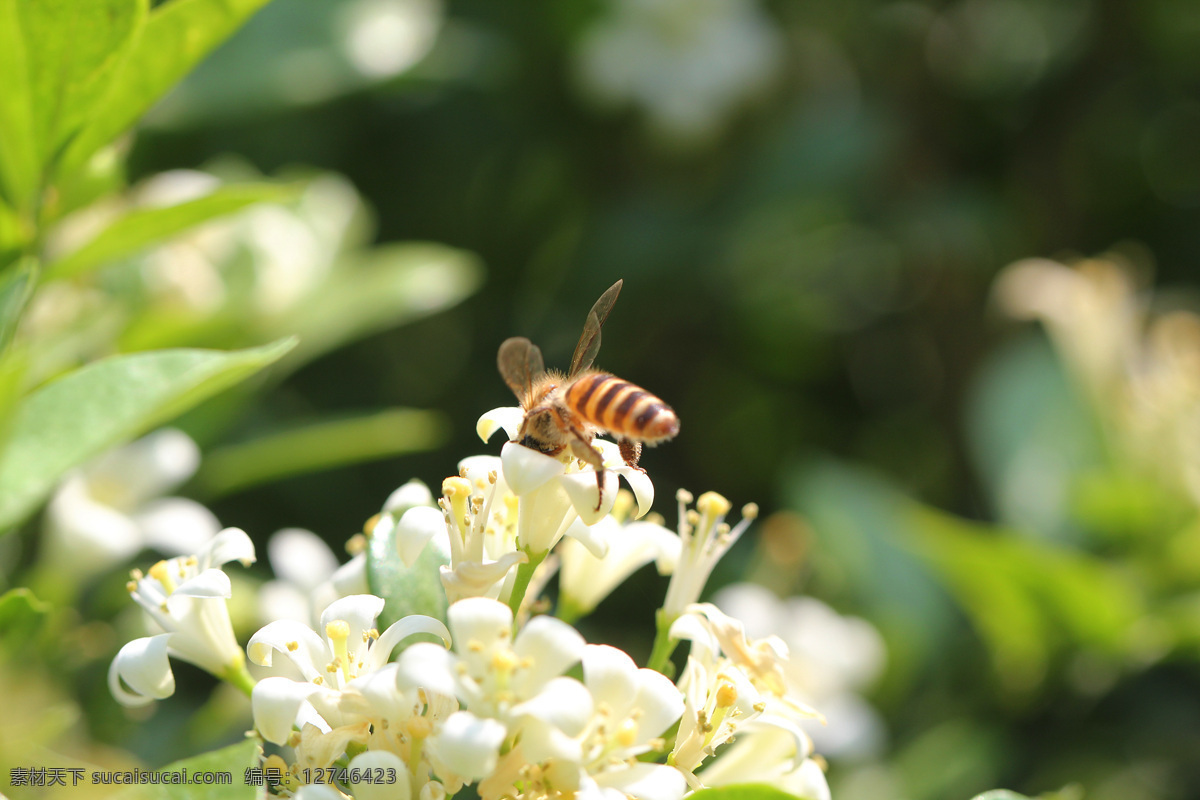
[[195, 407, 450, 497], [59, 0, 276, 176], [0, 337, 295, 532], [0, 0, 38, 210], [19, 0, 144, 170], [45, 182, 297, 281], [113, 738, 262, 800]]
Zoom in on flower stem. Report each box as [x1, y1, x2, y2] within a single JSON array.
[[646, 608, 679, 677], [507, 549, 547, 617], [222, 658, 257, 699]]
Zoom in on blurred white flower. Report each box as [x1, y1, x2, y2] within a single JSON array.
[[576, 0, 784, 144], [43, 428, 220, 582], [339, 0, 442, 79], [259, 527, 367, 627], [713, 582, 887, 758], [108, 528, 256, 706]]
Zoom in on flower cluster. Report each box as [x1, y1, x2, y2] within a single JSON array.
[[107, 401, 839, 800]]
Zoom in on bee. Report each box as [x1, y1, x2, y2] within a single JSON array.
[[497, 280, 679, 504]]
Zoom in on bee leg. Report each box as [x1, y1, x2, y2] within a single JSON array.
[[618, 439, 642, 468], [568, 437, 607, 512]]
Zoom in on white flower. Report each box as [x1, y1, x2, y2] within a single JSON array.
[[660, 491, 757, 622], [43, 429, 219, 582], [668, 603, 822, 787], [400, 598, 592, 784], [260, 527, 367, 627], [108, 528, 255, 706], [558, 490, 680, 621], [575, 0, 784, 144], [713, 582, 887, 757], [699, 728, 831, 800], [247, 594, 451, 745]]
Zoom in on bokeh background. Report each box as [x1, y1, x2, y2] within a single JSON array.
[[5, 0, 1200, 798]]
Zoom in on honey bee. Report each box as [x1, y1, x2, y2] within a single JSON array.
[[497, 280, 679, 504]]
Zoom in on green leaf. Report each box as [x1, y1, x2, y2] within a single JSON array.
[[60, 0, 275, 176], [367, 490, 449, 630], [195, 407, 450, 497], [113, 738, 262, 800], [265, 242, 483, 370], [45, 182, 297, 281], [0, 337, 295, 532], [0, 0, 39, 209], [689, 785, 812, 800], [19, 0, 144, 170], [0, 256, 37, 352], [0, 587, 50, 654]]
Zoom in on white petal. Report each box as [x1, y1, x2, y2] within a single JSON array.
[[135, 497, 222, 555], [384, 479, 434, 513], [92, 428, 200, 504], [171, 568, 232, 599], [447, 597, 513, 651], [458, 455, 504, 492], [248, 619, 329, 677], [44, 476, 143, 574], [396, 506, 447, 566], [501, 441, 564, 495], [560, 469, 618, 526], [395, 642, 458, 698], [320, 594, 385, 641], [790, 758, 832, 800], [330, 553, 369, 598], [349, 751, 410, 800], [109, 635, 176, 706], [582, 644, 639, 711], [428, 711, 508, 781], [202, 527, 256, 569], [477, 407, 525, 443], [251, 676, 323, 744], [512, 615, 586, 696], [510, 676, 593, 735], [560, 515, 610, 559], [593, 762, 687, 800], [634, 668, 685, 741], [268, 528, 339, 588], [369, 615, 452, 671], [612, 465, 655, 519]]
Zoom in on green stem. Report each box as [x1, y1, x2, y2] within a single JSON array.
[[507, 549, 547, 617], [222, 657, 257, 699], [646, 608, 679, 677]]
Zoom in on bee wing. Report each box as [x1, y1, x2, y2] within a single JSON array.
[[498, 337, 545, 405], [569, 279, 623, 377]]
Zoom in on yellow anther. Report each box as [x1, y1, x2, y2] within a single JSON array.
[[697, 491, 731, 518], [491, 649, 518, 673], [741, 503, 759, 520], [148, 561, 174, 593], [488, 470, 498, 484], [125, 581, 137, 593], [130, 568, 144, 580], [346, 533, 366, 555], [286, 640, 300, 652], [676, 488, 694, 504], [467, 639, 485, 653], [363, 513, 381, 536], [616, 718, 639, 748], [313, 676, 324, 685], [326, 662, 340, 673]]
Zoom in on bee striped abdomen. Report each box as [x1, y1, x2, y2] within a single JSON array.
[[566, 373, 680, 443]]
